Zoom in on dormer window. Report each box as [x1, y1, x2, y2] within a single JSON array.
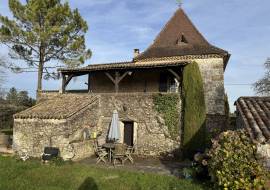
[[176, 34, 188, 45]]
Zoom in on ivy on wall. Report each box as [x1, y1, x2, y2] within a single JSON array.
[[182, 61, 206, 157], [153, 93, 180, 140]]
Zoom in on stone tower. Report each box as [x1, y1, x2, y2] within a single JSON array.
[[135, 8, 230, 130]]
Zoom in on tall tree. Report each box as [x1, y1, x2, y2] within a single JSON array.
[[254, 58, 270, 95], [17, 90, 36, 107], [0, 0, 91, 91], [6, 87, 18, 105], [6, 87, 35, 107]]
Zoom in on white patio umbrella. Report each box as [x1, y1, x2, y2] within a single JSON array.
[[108, 110, 120, 142]]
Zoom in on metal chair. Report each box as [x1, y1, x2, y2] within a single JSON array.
[[93, 141, 108, 164]]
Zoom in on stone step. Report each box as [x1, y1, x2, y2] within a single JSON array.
[[0, 146, 14, 155]]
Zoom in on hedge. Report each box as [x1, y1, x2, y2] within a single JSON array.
[[182, 62, 206, 158]]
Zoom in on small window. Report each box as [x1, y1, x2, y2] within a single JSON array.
[[177, 34, 188, 45]]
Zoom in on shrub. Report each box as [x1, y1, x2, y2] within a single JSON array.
[[207, 130, 267, 189], [182, 62, 206, 157]]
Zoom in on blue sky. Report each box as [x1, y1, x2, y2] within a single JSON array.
[[0, 0, 270, 111]]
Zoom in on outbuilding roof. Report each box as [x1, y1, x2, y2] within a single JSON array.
[[14, 95, 98, 120], [135, 8, 229, 61], [235, 97, 270, 143], [59, 60, 189, 73]]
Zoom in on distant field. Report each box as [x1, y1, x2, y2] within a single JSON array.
[[0, 155, 209, 190]]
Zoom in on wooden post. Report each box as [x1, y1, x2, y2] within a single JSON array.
[[105, 71, 131, 93], [115, 71, 120, 93], [168, 69, 181, 93], [168, 69, 180, 82], [60, 73, 74, 94], [61, 73, 66, 94], [88, 73, 91, 92]]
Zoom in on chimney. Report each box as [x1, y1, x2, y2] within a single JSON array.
[[134, 49, 140, 58]]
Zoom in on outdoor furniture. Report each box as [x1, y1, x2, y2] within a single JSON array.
[[124, 145, 134, 164], [112, 143, 127, 166], [107, 110, 120, 142], [93, 141, 108, 164], [102, 143, 116, 162], [41, 147, 59, 161]]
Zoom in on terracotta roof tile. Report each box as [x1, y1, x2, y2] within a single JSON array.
[[59, 60, 189, 73], [14, 94, 98, 120], [236, 97, 270, 143]]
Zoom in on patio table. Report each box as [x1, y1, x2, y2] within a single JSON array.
[[102, 143, 116, 163]]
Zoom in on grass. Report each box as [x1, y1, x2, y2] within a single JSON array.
[[0, 155, 209, 190]]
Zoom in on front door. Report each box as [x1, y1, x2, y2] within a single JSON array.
[[124, 122, 134, 146]]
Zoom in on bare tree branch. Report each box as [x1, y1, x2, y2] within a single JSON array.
[[253, 58, 270, 95]]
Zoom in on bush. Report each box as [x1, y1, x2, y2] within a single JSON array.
[[182, 62, 206, 157], [207, 130, 267, 189]]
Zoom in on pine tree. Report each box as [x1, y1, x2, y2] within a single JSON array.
[[6, 87, 18, 105], [0, 0, 91, 91]]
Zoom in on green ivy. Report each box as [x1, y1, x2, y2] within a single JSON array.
[[153, 93, 180, 140]]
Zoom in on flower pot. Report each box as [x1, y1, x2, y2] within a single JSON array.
[[0, 133, 9, 146]]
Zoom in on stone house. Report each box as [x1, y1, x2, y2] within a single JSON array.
[[235, 97, 270, 167], [13, 8, 230, 160]]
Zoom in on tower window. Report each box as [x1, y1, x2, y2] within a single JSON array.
[[177, 34, 188, 45]]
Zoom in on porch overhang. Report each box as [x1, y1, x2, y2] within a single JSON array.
[[58, 60, 189, 94]]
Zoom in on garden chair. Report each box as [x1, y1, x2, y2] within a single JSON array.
[[93, 141, 108, 164], [112, 143, 127, 166], [124, 145, 134, 164]]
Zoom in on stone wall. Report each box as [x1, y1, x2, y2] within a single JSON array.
[[13, 93, 181, 159], [256, 143, 270, 169], [206, 114, 227, 136], [96, 93, 181, 156], [13, 99, 99, 160], [195, 58, 225, 115], [195, 58, 226, 133]]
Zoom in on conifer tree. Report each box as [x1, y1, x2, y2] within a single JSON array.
[[0, 0, 91, 91]]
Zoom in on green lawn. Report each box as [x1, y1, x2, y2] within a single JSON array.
[[0, 155, 209, 190]]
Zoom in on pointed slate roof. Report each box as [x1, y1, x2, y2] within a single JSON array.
[[135, 8, 229, 61]]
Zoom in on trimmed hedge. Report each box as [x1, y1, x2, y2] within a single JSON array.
[[182, 62, 206, 157]]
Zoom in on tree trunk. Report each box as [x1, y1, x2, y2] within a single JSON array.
[[37, 62, 43, 91], [37, 43, 45, 92]]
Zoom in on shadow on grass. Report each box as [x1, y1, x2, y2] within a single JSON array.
[[78, 177, 98, 190]]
